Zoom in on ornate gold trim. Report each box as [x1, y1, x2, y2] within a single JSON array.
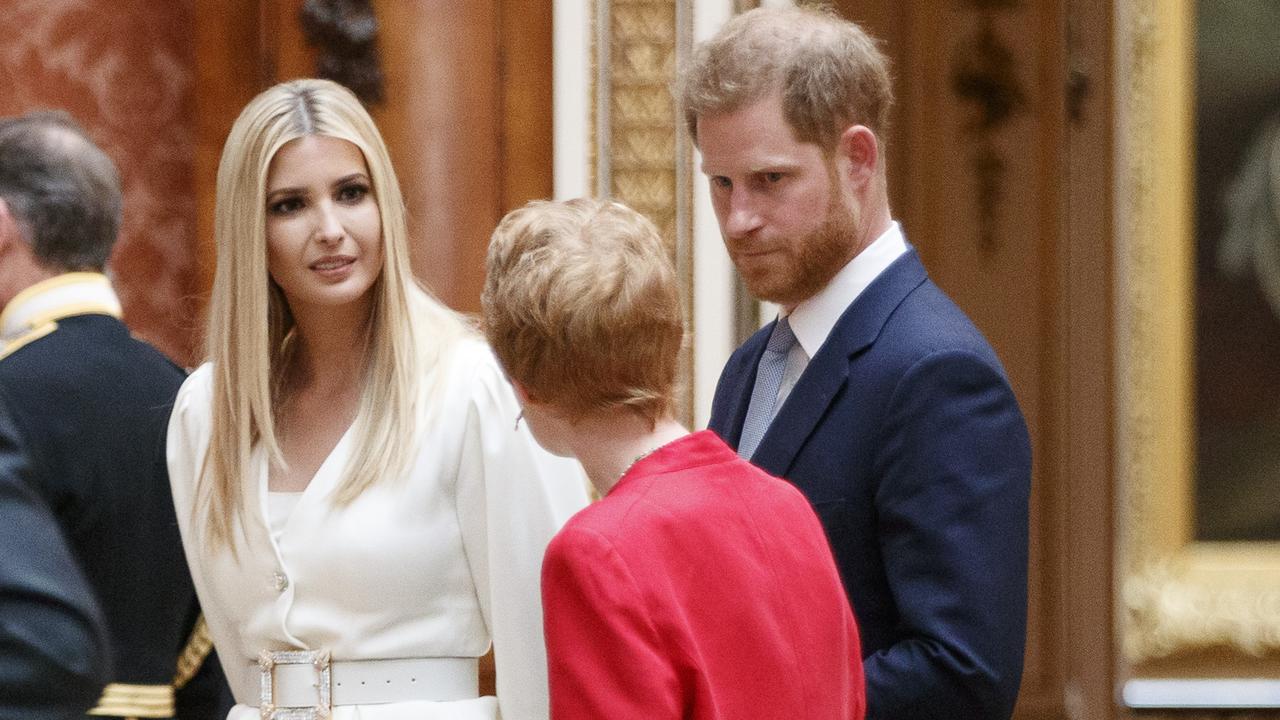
[[88, 683, 174, 718], [1117, 0, 1280, 666], [1124, 545, 1280, 660], [597, 0, 689, 422], [606, 0, 677, 242], [173, 615, 215, 689]]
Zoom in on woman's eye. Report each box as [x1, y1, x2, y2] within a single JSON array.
[[711, 176, 732, 189], [764, 172, 783, 183], [269, 197, 303, 215], [337, 184, 369, 203]]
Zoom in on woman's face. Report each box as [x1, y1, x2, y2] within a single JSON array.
[[264, 134, 383, 318]]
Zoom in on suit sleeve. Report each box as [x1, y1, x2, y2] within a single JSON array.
[[0, 402, 111, 719], [866, 349, 1030, 720], [542, 526, 682, 720]]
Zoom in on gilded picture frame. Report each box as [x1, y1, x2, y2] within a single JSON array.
[[1117, 0, 1280, 697]]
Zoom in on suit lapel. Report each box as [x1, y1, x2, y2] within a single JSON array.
[[751, 249, 929, 478]]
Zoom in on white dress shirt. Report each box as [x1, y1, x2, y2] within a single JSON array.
[[773, 222, 908, 413], [167, 339, 590, 720]]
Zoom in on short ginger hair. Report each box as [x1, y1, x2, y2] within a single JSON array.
[[482, 198, 683, 424], [677, 5, 894, 150]]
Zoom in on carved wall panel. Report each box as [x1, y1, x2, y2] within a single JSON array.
[[885, 3, 1071, 718], [0, 0, 199, 364]]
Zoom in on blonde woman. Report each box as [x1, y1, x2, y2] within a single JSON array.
[[166, 79, 588, 720]]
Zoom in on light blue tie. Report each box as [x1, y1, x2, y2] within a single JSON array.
[[737, 317, 796, 460]]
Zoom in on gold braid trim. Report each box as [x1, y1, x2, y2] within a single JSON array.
[[0, 321, 56, 361], [87, 683, 173, 718], [173, 615, 214, 690]]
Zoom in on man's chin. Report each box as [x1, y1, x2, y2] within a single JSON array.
[[741, 277, 803, 308], [747, 254, 850, 308]]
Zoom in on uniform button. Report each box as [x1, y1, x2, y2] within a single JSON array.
[[272, 571, 289, 591]]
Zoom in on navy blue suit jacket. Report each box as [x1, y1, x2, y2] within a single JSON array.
[[709, 249, 1031, 719], [0, 398, 111, 719]]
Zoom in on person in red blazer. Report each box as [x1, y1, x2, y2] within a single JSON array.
[[481, 197, 865, 720]]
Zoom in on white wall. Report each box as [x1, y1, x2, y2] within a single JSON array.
[[552, 0, 591, 201], [688, 0, 736, 427]]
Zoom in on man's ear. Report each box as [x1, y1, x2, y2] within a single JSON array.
[[0, 198, 15, 255], [836, 125, 880, 188]]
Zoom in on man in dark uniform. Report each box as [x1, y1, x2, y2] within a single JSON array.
[[0, 111, 231, 719], [0, 397, 112, 719]]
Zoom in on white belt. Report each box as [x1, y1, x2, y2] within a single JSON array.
[[252, 651, 478, 717]]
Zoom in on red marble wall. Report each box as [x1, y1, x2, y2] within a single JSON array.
[[0, 0, 199, 365]]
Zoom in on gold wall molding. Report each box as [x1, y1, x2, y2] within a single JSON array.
[[1117, 0, 1280, 669], [1124, 548, 1280, 660], [606, 0, 677, 241], [592, 0, 694, 423]]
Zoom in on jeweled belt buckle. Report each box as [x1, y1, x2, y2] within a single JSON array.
[[259, 649, 331, 719]]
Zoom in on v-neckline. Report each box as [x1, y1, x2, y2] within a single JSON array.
[[253, 421, 357, 539]]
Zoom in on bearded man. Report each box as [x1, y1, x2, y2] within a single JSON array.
[[679, 7, 1032, 719]]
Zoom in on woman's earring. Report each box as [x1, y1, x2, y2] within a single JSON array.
[[514, 409, 524, 431]]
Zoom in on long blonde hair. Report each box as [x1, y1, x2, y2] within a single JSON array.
[[201, 78, 469, 549]]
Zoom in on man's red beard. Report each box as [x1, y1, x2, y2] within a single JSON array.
[[736, 191, 860, 308]]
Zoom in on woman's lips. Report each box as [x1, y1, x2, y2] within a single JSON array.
[[310, 256, 356, 278]]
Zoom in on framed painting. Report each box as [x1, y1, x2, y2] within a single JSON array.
[[1118, 0, 1280, 708]]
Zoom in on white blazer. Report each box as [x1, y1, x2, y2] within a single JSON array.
[[167, 340, 590, 720]]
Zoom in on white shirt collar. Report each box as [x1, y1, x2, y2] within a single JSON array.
[[783, 222, 908, 359], [0, 272, 122, 342]]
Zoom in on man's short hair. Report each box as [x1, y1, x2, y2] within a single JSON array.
[[677, 5, 894, 150], [482, 198, 684, 425], [0, 111, 122, 271]]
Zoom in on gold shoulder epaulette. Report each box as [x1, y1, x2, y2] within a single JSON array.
[[0, 321, 56, 361]]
